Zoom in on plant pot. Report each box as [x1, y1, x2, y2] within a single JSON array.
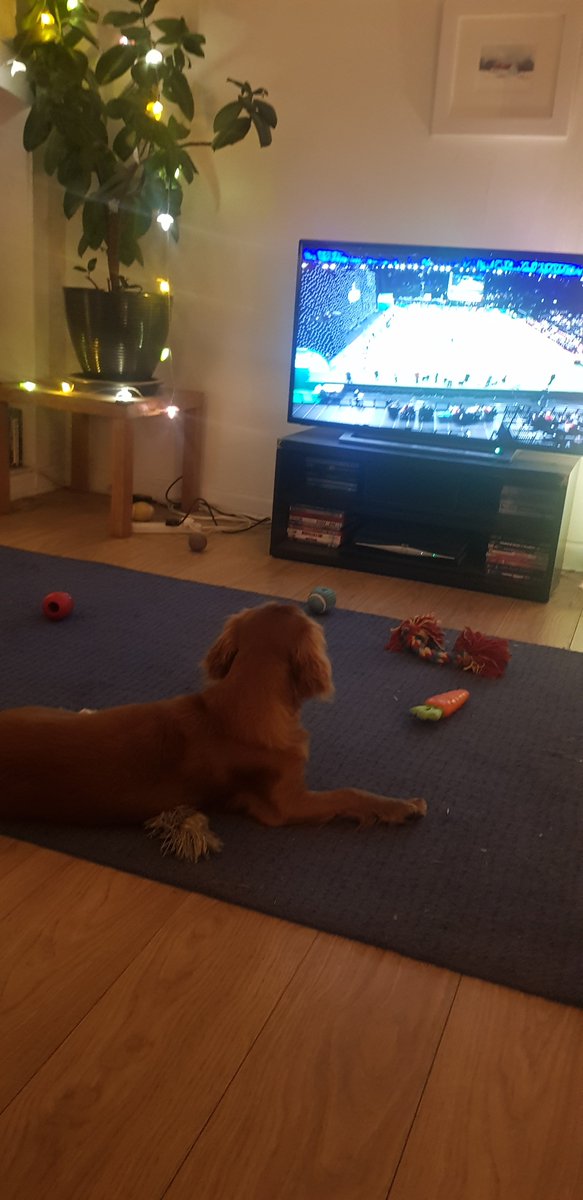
[[63, 288, 172, 382]]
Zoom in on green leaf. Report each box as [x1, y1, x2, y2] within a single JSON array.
[[250, 114, 272, 148], [64, 189, 84, 218], [23, 105, 53, 152], [173, 46, 185, 70], [211, 116, 252, 151], [95, 44, 137, 85], [252, 98, 277, 129], [77, 233, 90, 257], [87, 257, 98, 272], [177, 148, 196, 183], [67, 19, 99, 49], [112, 126, 136, 161], [133, 205, 152, 238], [141, 0, 159, 16], [161, 68, 194, 121], [154, 17, 188, 40], [74, 265, 88, 273], [105, 96, 131, 120], [167, 114, 190, 141], [119, 26, 150, 42], [130, 59, 158, 88], [118, 214, 144, 267], [182, 33, 205, 57], [102, 11, 138, 27], [63, 27, 86, 49], [82, 199, 107, 249], [44, 129, 67, 176], [213, 100, 242, 134]]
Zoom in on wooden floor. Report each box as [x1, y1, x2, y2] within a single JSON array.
[[1, 490, 582, 1200]]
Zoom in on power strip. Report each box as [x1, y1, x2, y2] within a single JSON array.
[[131, 518, 204, 534]]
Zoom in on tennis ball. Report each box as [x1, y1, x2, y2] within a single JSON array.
[[132, 501, 155, 522], [306, 586, 336, 614]]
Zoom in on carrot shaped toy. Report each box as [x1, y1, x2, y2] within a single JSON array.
[[410, 689, 470, 721]]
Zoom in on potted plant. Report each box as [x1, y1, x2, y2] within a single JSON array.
[[11, 0, 278, 380]]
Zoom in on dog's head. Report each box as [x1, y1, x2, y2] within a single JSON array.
[[203, 602, 334, 704]]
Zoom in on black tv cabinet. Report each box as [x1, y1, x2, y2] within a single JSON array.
[[269, 429, 578, 602]]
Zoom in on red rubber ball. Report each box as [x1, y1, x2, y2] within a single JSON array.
[[42, 592, 74, 621]]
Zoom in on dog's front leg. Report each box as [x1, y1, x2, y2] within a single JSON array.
[[283, 787, 427, 827], [235, 771, 426, 828]]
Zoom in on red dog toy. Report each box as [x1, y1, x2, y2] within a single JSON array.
[[42, 592, 74, 621], [387, 614, 510, 678]]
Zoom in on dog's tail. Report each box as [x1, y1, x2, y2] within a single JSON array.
[[145, 806, 222, 862]]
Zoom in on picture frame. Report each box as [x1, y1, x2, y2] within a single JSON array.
[[432, 0, 582, 136]]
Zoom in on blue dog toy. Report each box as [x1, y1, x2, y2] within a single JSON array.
[[306, 586, 336, 615]]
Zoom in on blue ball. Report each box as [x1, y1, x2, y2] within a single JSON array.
[[306, 586, 336, 614]]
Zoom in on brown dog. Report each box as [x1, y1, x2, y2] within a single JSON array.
[[0, 602, 426, 858]]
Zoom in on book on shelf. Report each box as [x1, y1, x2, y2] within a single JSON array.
[[485, 564, 546, 583], [487, 538, 548, 567], [288, 515, 345, 532], [287, 527, 345, 548], [287, 504, 347, 546], [288, 504, 346, 526], [498, 485, 550, 517]]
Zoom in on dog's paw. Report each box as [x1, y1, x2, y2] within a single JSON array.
[[403, 798, 427, 821]]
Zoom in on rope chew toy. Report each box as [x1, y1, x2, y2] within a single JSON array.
[[386, 614, 510, 678]]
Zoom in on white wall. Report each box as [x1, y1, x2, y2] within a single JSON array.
[[3, 0, 583, 562]]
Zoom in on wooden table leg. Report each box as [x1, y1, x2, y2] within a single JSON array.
[[70, 413, 91, 492], [110, 414, 134, 537], [0, 402, 11, 514], [181, 406, 203, 514]]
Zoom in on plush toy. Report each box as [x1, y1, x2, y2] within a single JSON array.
[[411, 688, 470, 721], [387, 613, 510, 678]]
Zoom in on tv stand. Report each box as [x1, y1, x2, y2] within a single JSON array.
[[338, 430, 516, 461], [269, 429, 578, 602]]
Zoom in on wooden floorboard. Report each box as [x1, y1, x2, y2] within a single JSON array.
[[163, 938, 457, 1200], [0, 837, 70, 921], [0, 490, 582, 1200], [0, 896, 315, 1200], [0, 857, 185, 1114], [388, 977, 583, 1200]]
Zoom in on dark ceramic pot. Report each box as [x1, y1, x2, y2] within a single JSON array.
[[63, 288, 172, 381]]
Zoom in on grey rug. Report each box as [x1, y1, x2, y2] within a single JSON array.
[[0, 546, 581, 1008]]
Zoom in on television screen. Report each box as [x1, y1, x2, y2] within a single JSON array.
[[288, 239, 583, 455]]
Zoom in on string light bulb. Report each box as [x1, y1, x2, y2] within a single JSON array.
[[157, 278, 171, 294], [66, 0, 79, 9], [145, 49, 163, 65], [19, 380, 36, 392], [159, 347, 171, 362], [39, 11, 55, 26], [10, 60, 26, 76], [166, 405, 178, 420], [60, 381, 74, 393], [115, 388, 134, 402], [146, 99, 164, 120], [156, 212, 174, 232]]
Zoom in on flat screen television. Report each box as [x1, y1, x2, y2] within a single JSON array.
[[288, 238, 583, 457]]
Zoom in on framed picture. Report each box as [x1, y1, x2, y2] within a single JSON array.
[[432, 0, 582, 135]]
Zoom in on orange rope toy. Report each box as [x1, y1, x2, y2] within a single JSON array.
[[386, 614, 510, 678]]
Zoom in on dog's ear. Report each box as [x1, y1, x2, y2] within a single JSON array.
[[203, 613, 240, 679], [290, 619, 334, 703]]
